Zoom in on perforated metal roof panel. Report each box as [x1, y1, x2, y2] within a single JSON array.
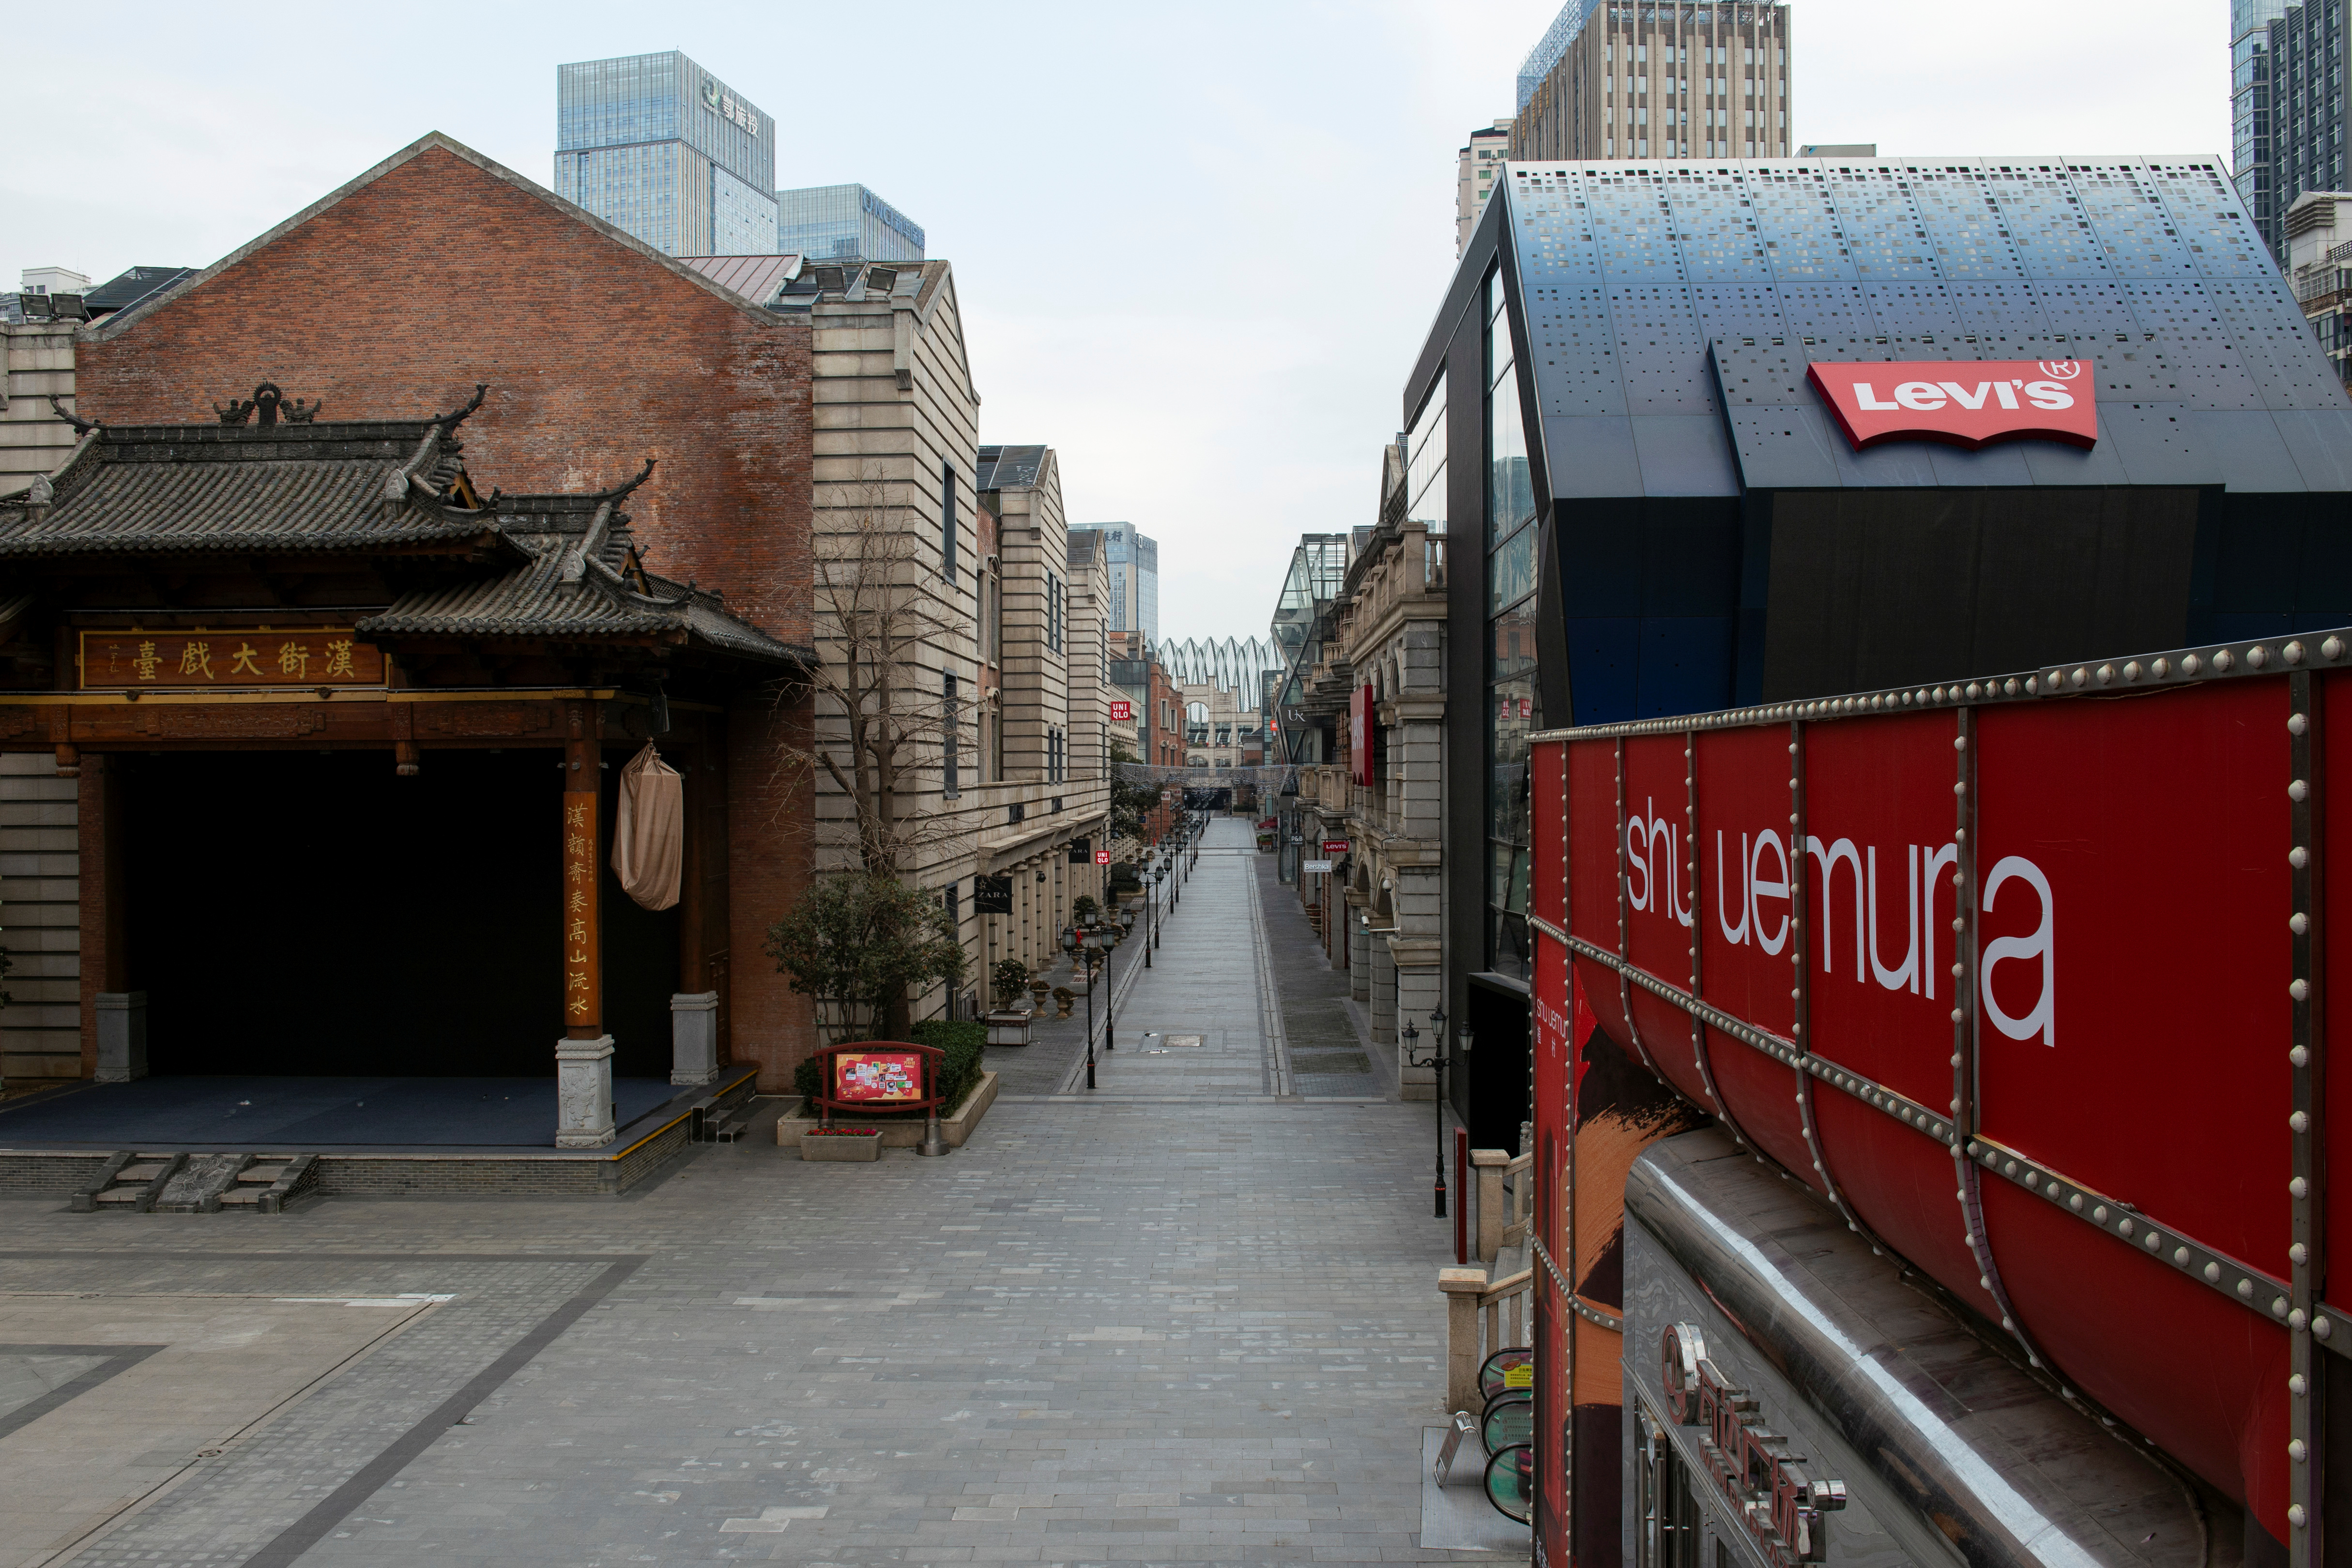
[[1503, 156, 2352, 495]]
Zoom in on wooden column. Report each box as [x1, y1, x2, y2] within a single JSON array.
[[78, 754, 136, 1081], [562, 703, 602, 1039], [554, 699, 615, 1147]]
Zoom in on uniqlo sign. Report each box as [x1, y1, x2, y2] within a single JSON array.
[[1109, 700, 1133, 722], [1806, 359, 2097, 451]]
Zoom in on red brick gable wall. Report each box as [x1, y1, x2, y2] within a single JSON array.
[[73, 141, 820, 1088], [75, 144, 813, 649]]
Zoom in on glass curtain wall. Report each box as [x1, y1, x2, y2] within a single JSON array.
[[1485, 268, 1538, 982]]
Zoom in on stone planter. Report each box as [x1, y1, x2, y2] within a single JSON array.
[[799, 1130, 882, 1162], [1052, 990, 1074, 1019], [777, 1072, 1002, 1151], [986, 1010, 1034, 1047]]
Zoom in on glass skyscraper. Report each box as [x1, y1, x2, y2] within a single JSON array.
[[2252, 0, 2349, 263], [555, 52, 777, 257], [2234, 0, 2292, 256], [775, 184, 926, 262], [1069, 523, 1158, 643]]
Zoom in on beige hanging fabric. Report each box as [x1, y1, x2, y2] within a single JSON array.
[[611, 741, 684, 911]]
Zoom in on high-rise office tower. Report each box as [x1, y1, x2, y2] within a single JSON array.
[[2251, 0, 2348, 262], [775, 184, 926, 262], [1069, 523, 1158, 644], [555, 52, 777, 257], [1457, 120, 1513, 258], [1510, 0, 1791, 164], [2233, 0, 2291, 254]]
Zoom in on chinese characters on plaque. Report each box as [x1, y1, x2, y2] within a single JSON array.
[[562, 794, 599, 1025], [80, 629, 384, 690]]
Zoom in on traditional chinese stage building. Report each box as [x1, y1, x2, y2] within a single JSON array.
[[0, 386, 809, 1186]]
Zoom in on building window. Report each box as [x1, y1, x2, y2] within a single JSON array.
[[941, 461, 957, 579], [1045, 571, 1063, 653], [944, 670, 961, 797], [1483, 264, 1536, 983], [945, 880, 960, 929]]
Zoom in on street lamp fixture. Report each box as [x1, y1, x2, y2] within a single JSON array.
[[1402, 1013, 1447, 1219]]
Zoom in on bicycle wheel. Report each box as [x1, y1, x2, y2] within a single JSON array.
[[1481, 1389, 1533, 1455], [1484, 1442, 1534, 1523], [1477, 1346, 1534, 1404]]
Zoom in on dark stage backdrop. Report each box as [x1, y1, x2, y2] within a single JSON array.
[[122, 749, 677, 1077]]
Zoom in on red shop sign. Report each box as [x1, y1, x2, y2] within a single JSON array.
[[1109, 700, 1133, 722], [1807, 358, 2096, 451]]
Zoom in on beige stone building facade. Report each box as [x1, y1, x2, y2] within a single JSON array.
[[1456, 119, 1514, 259], [800, 268, 1111, 1021], [1511, 0, 1790, 165], [1289, 447, 1449, 1096]]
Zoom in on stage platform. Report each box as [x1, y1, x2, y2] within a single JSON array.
[[0, 1068, 764, 1202]]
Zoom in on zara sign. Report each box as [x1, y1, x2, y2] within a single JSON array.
[[1806, 359, 2096, 451]]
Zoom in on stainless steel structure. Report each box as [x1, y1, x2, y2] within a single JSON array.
[[1623, 1128, 2227, 1568]]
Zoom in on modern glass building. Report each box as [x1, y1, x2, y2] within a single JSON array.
[[774, 184, 926, 262], [2252, 0, 2349, 262], [2233, 0, 2291, 251], [1419, 151, 2352, 1157], [555, 52, 777, 257], [1068, 523, 1158, 642]]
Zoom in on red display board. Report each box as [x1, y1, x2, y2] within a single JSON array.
[[832, 1051, 926, 1103], [1528, 635, 2347, 1564], [808, 1040, 946, 1127]]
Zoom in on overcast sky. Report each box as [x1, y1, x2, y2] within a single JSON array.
[[4, 0, 2230, 642]]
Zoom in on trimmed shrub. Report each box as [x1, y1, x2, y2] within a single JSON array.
[[792, 1018, 986, 1115]]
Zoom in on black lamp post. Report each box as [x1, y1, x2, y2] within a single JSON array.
[[1065, 927, 1095, 1089], [1406, 1004, 1451, 1218], [1146, 863, 1162, 966]]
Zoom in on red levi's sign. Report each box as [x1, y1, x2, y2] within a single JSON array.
[[1806, 359, 2096, 451]]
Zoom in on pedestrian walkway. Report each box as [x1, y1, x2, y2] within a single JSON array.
[[990, 817, 1390, 1105], [0, 815, 1501, 1567]]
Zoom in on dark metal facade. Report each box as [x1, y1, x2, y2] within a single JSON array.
[[1407, 151, 2352, 1155]]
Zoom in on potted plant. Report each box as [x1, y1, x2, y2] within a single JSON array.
[[1051, 985, 1075, 1019], [986, 958, 1035, 1047], [1072, 894, 1099, 926], [1028, 979, 1053, 1010], [800, 1126, 883, 1162]]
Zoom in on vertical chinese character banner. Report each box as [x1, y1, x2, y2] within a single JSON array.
[[562, 791, 600, 1032]]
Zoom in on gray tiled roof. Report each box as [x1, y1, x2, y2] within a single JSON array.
[[1, 406, 804, 667], [0, 419, 496, 557]]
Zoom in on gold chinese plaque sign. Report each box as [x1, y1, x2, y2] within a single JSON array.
[[561, 792, 601, 1026], [79, 629, 385, 690]]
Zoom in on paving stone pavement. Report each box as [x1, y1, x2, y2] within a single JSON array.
[[0, 819, 1506, 1567]]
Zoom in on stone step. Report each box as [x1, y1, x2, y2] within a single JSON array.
[[118, 1163, 168, 1181], [238, 1165, 288, 1184], [153, 1154, 253, 1214], [216, 1188, 262, 1205], [93, 1188, 143, 1203]]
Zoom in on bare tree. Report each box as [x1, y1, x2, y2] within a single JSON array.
[[778, 471, 983, 880]]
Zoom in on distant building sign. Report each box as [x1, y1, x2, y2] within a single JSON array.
[[1109, 700, 1134, 722], [974, 875, 1013, 914], [79, 628, 382, 689], [1323, 839, 1351, 853], [1807, 359, 2096, 451], [1303, 859, 1334, 874], [702, 77, 761, 135], [1095, 850, 1112, 866]]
